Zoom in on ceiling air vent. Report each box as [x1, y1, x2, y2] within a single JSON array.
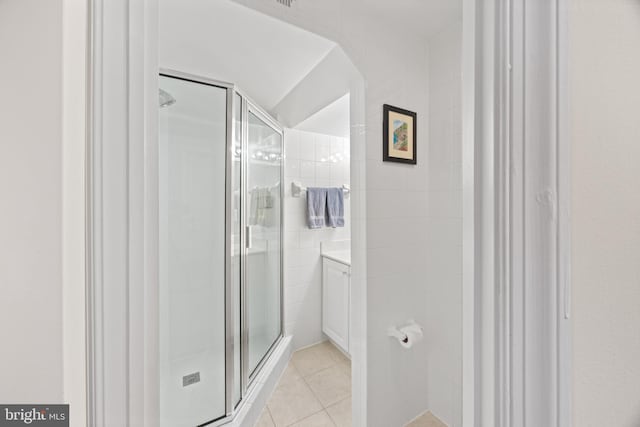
[[276, 0, 294, 7]]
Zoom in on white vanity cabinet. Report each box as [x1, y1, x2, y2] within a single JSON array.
[[322, 256, 351, 354]]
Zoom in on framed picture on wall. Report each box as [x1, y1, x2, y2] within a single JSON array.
[[382, 104, 417, 165]]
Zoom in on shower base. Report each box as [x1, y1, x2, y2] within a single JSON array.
[[230, 336, 292, 427]]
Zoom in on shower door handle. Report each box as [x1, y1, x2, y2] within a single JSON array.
[[246, 225, 253, 249]]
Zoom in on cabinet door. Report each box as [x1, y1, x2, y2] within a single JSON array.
[[322, 258, 350, 353]]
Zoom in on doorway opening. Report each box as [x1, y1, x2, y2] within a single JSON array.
[[158, 1, 366, 425]]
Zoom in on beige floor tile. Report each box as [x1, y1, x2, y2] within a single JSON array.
[[289, 410, 336, 427], [326, 397, 352, 427], [255, 408, 275, 427], [305, 365, 351, 407], [405, 411, 448, 427], [318, 341, 350, 365], [278, 362, 302, 386], [267, 378, 323, 427], [335, 360, 351, 379], [291, 343, 337, 377]]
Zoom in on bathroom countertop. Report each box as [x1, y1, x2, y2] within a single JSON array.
[[321, 250, 351, 266]]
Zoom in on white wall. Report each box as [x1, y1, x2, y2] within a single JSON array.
[[0, 0, 64, 403], [426, 22, 463, 427], [273, 47, 359, 129], [570, 1, 640, 426], [283, 129, 350, 350]]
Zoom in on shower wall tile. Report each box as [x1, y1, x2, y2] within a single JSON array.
[[285, 231, 299, 248], [285, 132, 300, 160], [285, 247, 320, 268], [283, 128, 350, 351], [299, 230, 320, 249], [315, 138, 331, 161], [285, 159, 300, 178], [287, 264, 322, 286], [300, 161, 316, 180], [316, 162, 331, 182], [299, 138, 317, 161]]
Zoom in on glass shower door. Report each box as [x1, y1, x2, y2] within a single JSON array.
[[158, 72, 285, 424], [245, 108, 283, 379], [159, 74, 228, 426]]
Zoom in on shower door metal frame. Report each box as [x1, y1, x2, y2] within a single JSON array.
[[240, 100, 285, 394], [158, 69, 284, 425]]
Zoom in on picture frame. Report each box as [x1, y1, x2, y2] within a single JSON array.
[[382, 104, 417, 165]]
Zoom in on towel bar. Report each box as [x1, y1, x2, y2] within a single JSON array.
[[291, 181, 350, 199]]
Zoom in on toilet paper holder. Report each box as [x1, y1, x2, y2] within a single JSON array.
[[387, 320, 423, 345]]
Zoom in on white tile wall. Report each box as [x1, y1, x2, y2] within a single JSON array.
[[425, 22, 463, 427], [283, 128, 351, 351]]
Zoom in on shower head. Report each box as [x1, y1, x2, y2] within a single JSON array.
[[159, 88, 176, 108]]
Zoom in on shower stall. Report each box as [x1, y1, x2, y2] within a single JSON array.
[[159, 71, 284, 426]]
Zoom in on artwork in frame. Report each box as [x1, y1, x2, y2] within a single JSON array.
[[382, 104, 417, 165]]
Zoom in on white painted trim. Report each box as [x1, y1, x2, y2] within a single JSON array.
[[556, 0, 572, 425], [495, 1, 514, 425], [62, 1, 89, 426], [87, 0, 159, 425], [470, 0, 572, 425], [479, 2, 497, 426], [463, 0, 498, 425], [492, 0, 571, 425], [348, 80, 367, 427]]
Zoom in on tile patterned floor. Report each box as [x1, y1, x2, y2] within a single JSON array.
[[405, 412, 447, 427], [254, 341, 447, 427], [255, 341, 351, 427]]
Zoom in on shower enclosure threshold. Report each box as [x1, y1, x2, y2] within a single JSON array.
[[224, 336, 292, 427]]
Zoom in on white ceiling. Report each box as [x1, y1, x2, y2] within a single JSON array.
[[160, 0, 461, 122], [233, 0, 462, 41], [295, 94, 350, 138], [159, 0, 335, 110], [363, 0, 462, 39]]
